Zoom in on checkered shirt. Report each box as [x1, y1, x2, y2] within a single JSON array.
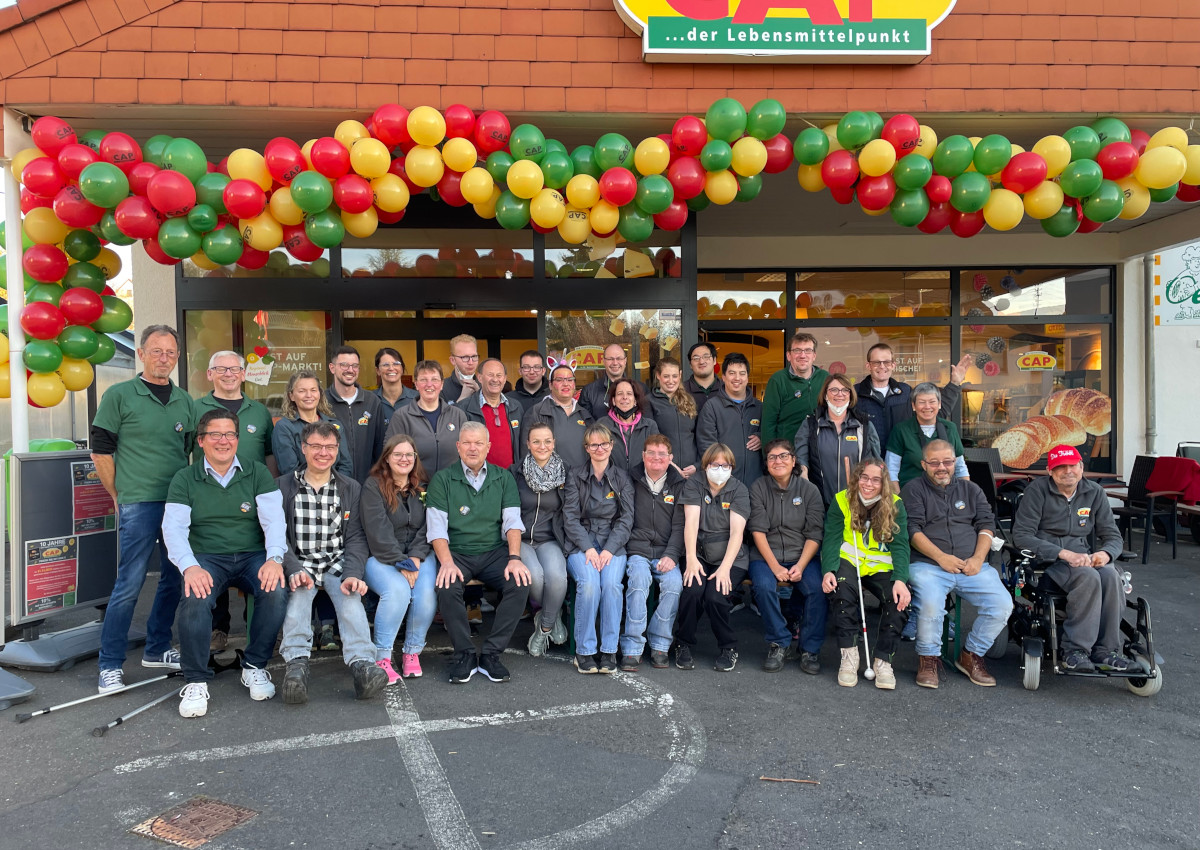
[[292, 469, 345, 585]]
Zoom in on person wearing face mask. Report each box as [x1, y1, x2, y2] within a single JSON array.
[[675, 443, 753, 672], [650, 356, 698, 478], [821, 458, 911, 690], [372, 348, 418, 430], [520, 364, 593, 471], [793, 373, 880, 506], [696, 353, 763, 487], [578, 343, 650, 422], [605, 378, 660, 472], [386, 360, 470, 478], [462, 358, 524, 470], [884, 382, 968, 490]]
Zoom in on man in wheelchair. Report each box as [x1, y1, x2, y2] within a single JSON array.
[[1011, 445, 1134, 673]]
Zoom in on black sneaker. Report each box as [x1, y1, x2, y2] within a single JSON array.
[[714, 648, 739, 672], [477, 653, 510, 682], [1092, 651, 1134, 672], [619, 654, 641, 672], [1061, 649, 1096, 673], [573, 654, 598, 674], [675, 644, 694, 670], [447, 650, 478, 683], [598, 653, 618, 674], [351, 659, 388, 699], [762, 643, 786, 673], [282, 657, 310, 705], [649, 650, 670, 669], [799, 651, 822, 675]]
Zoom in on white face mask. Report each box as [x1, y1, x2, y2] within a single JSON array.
[[706, 466, 732, 487], [858, 492, 882, 507], [828, 402, 849, 417]]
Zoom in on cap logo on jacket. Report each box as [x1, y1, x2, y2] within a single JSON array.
[[239, 502, 251, 513], [792, 497, 803, 506], [954, 500, 966, 510]]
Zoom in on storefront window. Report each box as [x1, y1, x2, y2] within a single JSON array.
[[182, 250, 330, 280], [545, 231, 683, 279], [809, 326, 953, 387], [961, 268, 1111, 318], [342, 229, 534, 278], [796, 270, 950, 319], [546, 309, 683, 385], [699, 272, 786, 319], [699, 329, 784, 398]]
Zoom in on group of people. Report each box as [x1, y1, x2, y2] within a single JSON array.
[[91, 327, 1138, 718]]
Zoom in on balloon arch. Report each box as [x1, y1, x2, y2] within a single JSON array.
[[3, 99, 1199, 407]]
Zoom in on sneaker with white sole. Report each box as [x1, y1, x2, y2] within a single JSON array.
[[240, 664, 275, 700], [98, 668, 125, 695], [142, 649, 182, 670], [179, 682, 210, 718], [872, 657, 896, 690], [838, 646, 859, 687], [548, 613, 569, 645]]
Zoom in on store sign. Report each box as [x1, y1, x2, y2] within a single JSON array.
[[565, 345, 607, 370], [615, 0, 957, 63], [1016, 352, 1057, 372], [1154, 242, 1200, 326]]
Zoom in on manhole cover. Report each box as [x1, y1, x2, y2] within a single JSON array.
[[130, 796, 258, 848]]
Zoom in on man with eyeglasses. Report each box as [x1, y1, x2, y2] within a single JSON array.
[[762, 332, 828, 445], [520, 364, 593, 470], [855, 343, 971, 452], [510, 349, 550, 413], [902, 440, 1011, 689], [326, 344, 386, 483], [462, 358, 523, 470], [442, 334, 489, 406], [164, 410, 290, 717], [685, 342, 723, 413], [91, 324, 197, 695], [578, 343, 649, 421]]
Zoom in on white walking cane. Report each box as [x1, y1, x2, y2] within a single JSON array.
[[852, 519, 876, 680]]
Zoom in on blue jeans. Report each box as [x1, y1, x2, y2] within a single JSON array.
[[621, 555, 682, 656], [909, 559, 1014, 657], [365, 555, 438, 659], [566, 549, 627, 656], [99, 501, 182, 670], [176, 551, 288, 682], [521, 540, 568, 631], [281, 571, 376, 665], [748, 559, 828, 652]]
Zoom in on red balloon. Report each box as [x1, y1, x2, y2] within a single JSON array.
[[53, 185, 105, 227], [671, 116, 707, 157], [821, 149, 860, 189], [881, 114, 921, 157], [917, 201, 953, 233], [599, 167, 637, 206], [371, 104, 412, 149], [1177, 183, 1200, 203], [666, 157, 706, 200], [856, 174, 896, 211], [1077, 216, 1104, 234], [20, 302, 67, 340], [141, 237, 181, 266], [101, 284, 116, 296], [99, 132, 143, 175], [376, 207, 407, 225], [925, 174, 953, 203], [115, 196, 164, 240], [656, 134, 681, 163], [58, 287, 105, 325], [949, 209, 986, 238], [531, 221, 556, 234], [215, 156, 230, 176], [1000, 152, 1049, 193], [436, 169, 467, 207], [474, 110, 511, 155], [20, 156, 67, 198], [1130, 128, 1150, 155], [222, 178, 267, 219], [1095, 141, 1139, 181], [282, 223, 323, 262], [236, 244, 269, 269], [444, 104, 477, 140], [333, 174, 374, 213], [56, 143, 100, 180], [23, 244, 70, 282], [653, 199, 689, 231], [265, 138, 306, 184], [762, 134, 794, 174], [20, 187, 54, 213], [147, 170, 197, 217], [388, 157, 424, 194], [31, 116, 76, 157], [309, 137, 351, 179], [829, 185, 855, 205], [128, 162, 160, 196]]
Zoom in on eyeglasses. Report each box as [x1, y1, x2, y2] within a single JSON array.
[[453, 354, 480, 362], [552, 376, 576, 384], [826, 387, 850, 396], [145, 349, 178, 359], [858, 475, 883, 485], [690, 353, 714, 362], [603, 356, 625, 364], [790, 347, 816, 356], [643, 451, 672, 459], [923, 459, 956, 468], [766, 452, 793, 463], [389, 451, 416, 460], [377, 361, 403, 370], [520, 364, 544, 372], [586, 442, 612, 451], [333, 362, 360, 371], [203, 431, 238, 442], [529, 439, 555, 448], [708, 463, 732, 471], [304, 442, 339, 454], [210, 366, 244, 375], [868, 359, 895, 367]]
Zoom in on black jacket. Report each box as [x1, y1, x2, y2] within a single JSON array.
[[626, 462, 686, 562], [853, 376, 963, 453], [578, 373, 650, 422], [649, 388, 697, 469], [359, 475, 430, 567], [277, 470, 368, 582], [519, 396, 593, 470], [793, 407, 881, 505], [604, 412, 660, 472], [323, 386, 386, 483], [509, 379, 549, 413], [510, 460, 567, 548], [696, 388, 763, 487], [562, 462, 635, 555], [748, 473, 825, 565], [385, 399, 470, 478]]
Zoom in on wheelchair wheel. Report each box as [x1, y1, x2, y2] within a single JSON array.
[[1022, 649, 1041, 691], [986, 625, 1008, 660], [1126, 657, 1163, 697]]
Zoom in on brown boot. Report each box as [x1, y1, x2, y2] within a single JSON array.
[[956, 649, 997, 686], [916, 655, 941, 689]]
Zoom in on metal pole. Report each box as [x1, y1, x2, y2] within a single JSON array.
[[3, 163, 29, 452], [1142, 254, 1156, 456]]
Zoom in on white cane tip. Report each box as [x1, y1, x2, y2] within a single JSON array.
[[864, 670, 875, 679]]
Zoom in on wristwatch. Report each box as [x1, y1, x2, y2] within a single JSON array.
[[508, 554, 523, 562], [267, 555, 283, 565]]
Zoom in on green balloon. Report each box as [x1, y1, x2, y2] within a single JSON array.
[[494, 191, 530, 231], [1058, 159, 1103, 198], [893, 155, 932, 190], [735, 173, 762, 202], [570, 145, 602, 180], [202, 225, 243, 266], [78, 162, 130, 209], [0, 305, 7, 335], [195, 172, 231, 214], [290, 171, 334, 214], [686, 194, 711, 213], [594, 134, 633, 171], [63, 229, 101, 262], [706, 98, 748, 144], [162, 137, 208, 183], [187, 204, 218, 233], [80, 130, 106, 153], [864, 112, 884, 141], [485, 151, 514, 184], [931, 136, 975, 178], [699, 140, 733, 172], [634, 175, 674, 215], [62, 261, 107, 293], [1082, 179, 1125, 223], [890, 188, 930, 227], [1041, 204, 1080, 237], [1150, 183, 1179, 203], [58, 324, 100, 359], [1062, 126, 1101, 162], [0, 219, 5, 248], [746, 98, 787, 141], [158, 218, 202, 260], [266, 251, 291, 272], [88, 333, 116, 365], [794, 127, 829, 166], [544, 139, 568, 157], [540, 151, 574, 190], [509, 124, 547, 163], [305, 210, 345, 249], [93, 296, 133, 334], [950, 172, 992, 213], [972, 135, 1012, 176], [309, 257, 331, 278], [23, 340, 63, 373], [96, 211, 136, 246], [836, 111, 874, 151], [617, 206, 654, 243], [27, 282, 64, 306], [143, 135, 173, 167], [1090, 116, 1131, 147]]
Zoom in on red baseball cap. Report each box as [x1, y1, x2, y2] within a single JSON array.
[[1047, 444, 1083, 469]]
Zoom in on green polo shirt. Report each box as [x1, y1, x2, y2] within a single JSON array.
[[166, 458, 277, 554], [193, 392, 275, 466], [93, 376, 197, 504], [427, 463, 520, 555]]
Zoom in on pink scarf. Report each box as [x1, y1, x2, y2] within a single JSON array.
[[608, 407, 641, 455]]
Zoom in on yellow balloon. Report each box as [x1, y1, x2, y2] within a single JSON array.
[[1147, 126, 1188, 154], [1116, 176, 1151, 220], [857, 138, 897, 178], [860, 205, 889, 217], [982, 188, 1024, 231], [12, 147, 45, 182], [370, 174, 410, 213], [190, 250, 221, 271], [407, 106, 446, 148], [442, 137, 478, 173], [22, 207, 70, 244], [239, 211, 283, 251], [269, 186, 306, 225], [0, 365, 9, 399], [335, 120, 370, 150], [473, 186, 502, 220], [914, 125, 938, 160], [530, 188, 566, 229], [0, 333, 8, 365], [27, 371, 66, 407], [1182, 145, 1200, 186], [341, 207, 379, 239], [94, 247, 122, 279], [1023, 180, 1064, 220], [731, 137, 768, 177], [557, 207, 591, 243], [1135, 146, 1187, 190], [350, 138, 391, 179], [57, 357, 94, 392], [822, 124, 844, 154], [228, 148, 272, 191], [566, 174, 600, 209], [797, 163, 826, 192], [507, 159, 545, 200], [964, 137, 982, 172], [1032, 135, 1071, 179], [634, 137, 671, 176], [589, 199, 620, 234], [704, 169, 738, 205], [404, 146, 444, 188], [460, 167, 495, 205], [301, 139, 316, 170], [1010, 143, 1026, 156]]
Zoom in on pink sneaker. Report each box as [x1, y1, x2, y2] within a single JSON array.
[[401, 653, 423, 678], [376, 658, 401, 685]]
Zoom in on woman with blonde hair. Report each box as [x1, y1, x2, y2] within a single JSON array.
[[272, 370, 354, 478], [650, 356, 698, 477]]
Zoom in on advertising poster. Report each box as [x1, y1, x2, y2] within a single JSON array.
[[25, 536, 79, 616], [71, 460, 116, 534]]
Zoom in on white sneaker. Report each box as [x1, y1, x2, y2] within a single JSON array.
[[179, 682, 210, 718], [873, 658, 896, 690], [97, 668, 125, 694], [837, 647, 859, 687], [142, 648, 182, 670], [240, 664, 275, 700]]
